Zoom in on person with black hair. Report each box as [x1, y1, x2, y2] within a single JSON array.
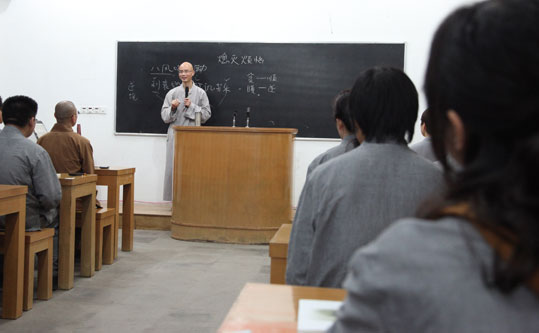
[[306, 90, 359, 178], [0, 95, 61, 231], [0, 95, 3, 133], [410, 108, 437, 161], [330, 1, 539, 331], [286, 67, 444, 288]]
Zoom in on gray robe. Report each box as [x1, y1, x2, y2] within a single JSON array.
[[161, 84, 211, 201], [329, 217, 539, 332], [0, 126, 61, 230], [410, 137, 437, 162], [306, 134, 359, 178], [286, 142, 444, 288]]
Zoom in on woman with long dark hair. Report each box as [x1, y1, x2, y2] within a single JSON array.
[[329, 0, 539, 331]]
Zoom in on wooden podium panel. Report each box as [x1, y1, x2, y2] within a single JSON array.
[[171, 126, 297, 243]]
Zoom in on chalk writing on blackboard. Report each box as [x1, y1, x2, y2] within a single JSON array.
[[217, 53, 265, 65], [194, 64, 208, 73], [150, 63, 209, 75], [127, 81, 139, 102], [116, 41, 405, 136], [198, 78, 231, 105], [135, 56, 279, 105]]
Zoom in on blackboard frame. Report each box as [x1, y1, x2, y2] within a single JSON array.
[[115, 41, 405, 138]]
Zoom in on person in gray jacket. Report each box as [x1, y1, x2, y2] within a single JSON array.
[[410, 108, 436, 162], [306, 90, 359, 178], [286, 67, 444, 288], [0, 96, 62, 279], [0, 95, 3, 133], [0, 96, 61, 231], [330, 0, 539, 331]]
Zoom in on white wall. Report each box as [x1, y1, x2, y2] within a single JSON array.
[[0, 0, 473, 205]]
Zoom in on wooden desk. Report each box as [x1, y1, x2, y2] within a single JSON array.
[[269, 223, 292, 284], [218, 283, 346, 332], [95, 167, 135, 258], [58, 174, 96, 290], [0, 185, 27, 319]]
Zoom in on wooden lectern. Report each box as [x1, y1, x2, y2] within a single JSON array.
[[171, 126, 297, 244]]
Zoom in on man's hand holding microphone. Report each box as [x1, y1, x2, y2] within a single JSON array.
[[171, 86, 190, 112]]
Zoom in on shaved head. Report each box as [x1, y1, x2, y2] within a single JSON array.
[[178, 62, 195, 86], [179, 62, 194, 71], [55, 101, 77, 121]]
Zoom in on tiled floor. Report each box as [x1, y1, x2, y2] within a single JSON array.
[[0, 230, 270, 332]]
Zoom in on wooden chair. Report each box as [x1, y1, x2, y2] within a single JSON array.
[[76, 208, 115, 270], [269, 223, 292, 284], [95, 208, 114, 270], [0, 228, 54, 311]]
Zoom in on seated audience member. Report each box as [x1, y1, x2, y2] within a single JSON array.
[[286, 67, 444, 288], [330, 1, 539, 332], [306, 90, 359, 177], [410, 108, 436, 161], [0, 95, 3, 132], [0, 95, 61, 263], [37, 100, 95, 174]]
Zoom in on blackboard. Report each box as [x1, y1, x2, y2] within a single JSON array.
[[116, 42, 404, 138]]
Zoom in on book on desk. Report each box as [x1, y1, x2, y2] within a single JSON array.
[[297, 299, 343, 333]]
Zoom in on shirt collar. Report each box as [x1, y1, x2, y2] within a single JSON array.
[[342, 134, 356, 143], [51, 123, 74, 133], [1, 125, 26, 138]]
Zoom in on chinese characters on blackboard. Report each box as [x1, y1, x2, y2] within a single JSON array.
[[128, 52, 278, 105], [127, 81, 139, 102], [217, 52, 265, 65]]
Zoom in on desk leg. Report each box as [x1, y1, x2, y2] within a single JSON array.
[[122, 183, 134, 252], [107, 184, 119, 259], [58, 191, 76, 290], [80, 193, 96, 277], [2, 209, 25, 319]]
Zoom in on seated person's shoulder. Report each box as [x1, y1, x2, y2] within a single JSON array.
[[349, 217, 485, 277], [65, 130, 92, 145], [369, 217, 464, 247], [407, 148, 443, 175], [78, 134, 92, 145], [308, 149, 358, 184], [36, 131, 51, 144], [34, 142, 53, 157], [17, 138, 53, 163]]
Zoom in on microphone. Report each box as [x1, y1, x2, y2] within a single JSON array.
[[246, 107, 250, 128], [232, 112, 237, 127], [183, 86, 190, 112]]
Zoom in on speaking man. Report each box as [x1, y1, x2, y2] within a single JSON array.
[[161, 62, 211, 201]]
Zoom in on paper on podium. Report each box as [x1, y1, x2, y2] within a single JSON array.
[[297, 299, 343, 333]]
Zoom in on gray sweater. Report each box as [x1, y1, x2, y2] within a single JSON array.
[[0, 126, 61, 230], [286, 142, 444, 287], [410, 137, 437, 162], [329, 217, 539, 332], [306, 134, 359, 178]]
